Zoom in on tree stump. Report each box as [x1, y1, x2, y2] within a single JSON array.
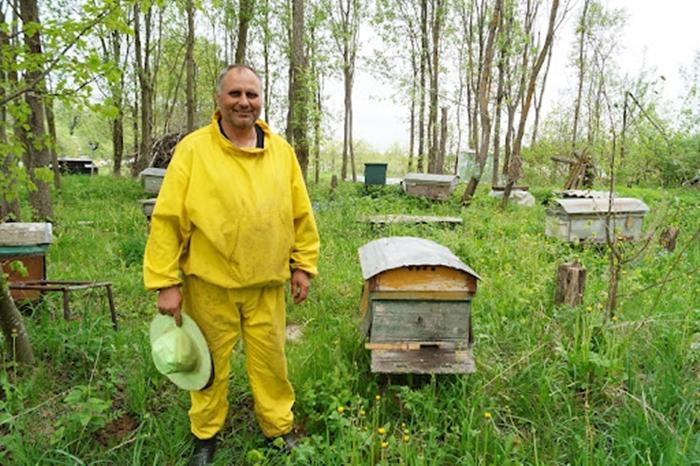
[[659, 226, 679, 252], [554, 262, 586, 307]]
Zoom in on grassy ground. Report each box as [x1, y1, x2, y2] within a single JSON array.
[[1, 174, 698, 465]]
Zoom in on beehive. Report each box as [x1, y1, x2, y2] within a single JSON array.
[[358, 237, 480, 374], [402, 173, 458, 200], [0, 223, 52, 301], [139, 167, 167, 195], [545, 197, 649, 243]]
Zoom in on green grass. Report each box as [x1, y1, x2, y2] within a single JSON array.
[[1, 175, 698, 465]]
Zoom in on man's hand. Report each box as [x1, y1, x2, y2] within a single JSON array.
[[157, 286, 183, 326], [291, 269, 311, 304]]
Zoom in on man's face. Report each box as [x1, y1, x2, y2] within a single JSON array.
[[216, 68, 262, 131]]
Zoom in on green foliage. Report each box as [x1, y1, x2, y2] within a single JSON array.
[[0, 175, 698, 464]]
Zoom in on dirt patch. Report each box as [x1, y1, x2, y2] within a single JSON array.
[[94, 412, 139, 446]]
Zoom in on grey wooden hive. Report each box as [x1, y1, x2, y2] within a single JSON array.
[[545, 197, 649, 243], [358, 236, 480, 374]]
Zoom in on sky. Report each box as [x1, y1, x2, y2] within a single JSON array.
[[325, 0, 700, 152]]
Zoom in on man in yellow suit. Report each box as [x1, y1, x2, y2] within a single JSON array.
[[143, 64, 320, 466]]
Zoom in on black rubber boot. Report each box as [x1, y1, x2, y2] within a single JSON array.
[[189, 435, 217, 466]]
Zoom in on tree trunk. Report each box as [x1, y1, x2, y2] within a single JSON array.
[[185, 0, 195, 132], [436, 106, 447, 174], [110, 30, 125, 176], [491, 29, 506, 187], [571, 0, 590, 153], [235, 0, 255, 64], [19, 0, 53, 221], [262, 0, 271, 122], [554, 262, 586, 307], [428, 0, 444, 173], [0, 272, 34, 364], [461, 0, 501, 205], [417, 0, 428, 172], [0, 9, 21, 221], [44, 94, 60, 189], [502, 0, 560, 207], [530, 40, 553, 147], [132, 3, 154, 176], [290, 0, 309, 179]]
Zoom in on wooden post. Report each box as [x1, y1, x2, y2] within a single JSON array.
[[659, 226, 679, 252], [554, 262, 586, 306]]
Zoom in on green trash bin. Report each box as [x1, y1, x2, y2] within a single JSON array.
[[364, 163, 388, 185]]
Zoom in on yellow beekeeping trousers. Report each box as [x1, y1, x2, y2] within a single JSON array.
[[182, 275, 294, 439]]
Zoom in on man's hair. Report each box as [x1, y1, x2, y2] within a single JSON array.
[[215, 64, 262, 94]]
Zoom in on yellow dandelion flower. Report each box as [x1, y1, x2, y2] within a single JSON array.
[[359, 409, 366, 417], [612, 315, 619, 321], [377, 427, 386, 435], [403, 434, 410, 442], [337, 406, 345, 414], [375, 394, 381, 401], [403, 428, 409, 435], [484, 411, 492, 420], [381, 441, 389, 449]]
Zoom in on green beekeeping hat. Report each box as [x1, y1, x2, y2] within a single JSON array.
[[150, 313, 212, 391]]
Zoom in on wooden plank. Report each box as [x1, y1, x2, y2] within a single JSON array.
[[0, 223, 52, 246], [373, 266, 477, 294], [370, 290, 472, 301], [370, 300, 470, 342], [365, 341, 461, 351], [364, 214, 463, 226], [370, 348, 475, 374]]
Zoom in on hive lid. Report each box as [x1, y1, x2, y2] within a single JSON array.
[[550, 197, 649, 215], [403, 173, 458, 185], [358, 236, 480, 280], [139, 167, 167, 178], [0, 222, 53, 246]]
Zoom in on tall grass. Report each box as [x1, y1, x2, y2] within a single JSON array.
[[0, 175, 698, 465]]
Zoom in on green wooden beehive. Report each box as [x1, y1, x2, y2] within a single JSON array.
[[358, 237, 480, 374]]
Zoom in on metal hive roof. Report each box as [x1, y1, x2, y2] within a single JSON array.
[[550, 197, 649, 215], [403, 173, 458, 185], [358, 236, 480, 280]]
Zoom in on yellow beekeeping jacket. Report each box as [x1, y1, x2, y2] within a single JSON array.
[[143, 114, 320, 291]]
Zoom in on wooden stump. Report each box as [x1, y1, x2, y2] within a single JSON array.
[[330, 174, 338, 193], [659, 226, 679, 252], [554, 262, 586, 307]]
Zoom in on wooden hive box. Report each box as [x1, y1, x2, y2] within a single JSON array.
[[139, 167, 167, 195], [358, 237, 480, 374], [545, 197, 649, 243], [402, 173, 458, 201], [0, 223, 53, 301]]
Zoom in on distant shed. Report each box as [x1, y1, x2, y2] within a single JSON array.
[[358, 237, 480, 374], [545, 197, 649, 243], [57, 157, 98, 175], [402, 173, 458, 201]]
